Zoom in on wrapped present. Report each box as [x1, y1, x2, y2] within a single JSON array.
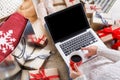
[[21, 70, 29, 80], [13, 37, 35, 66], [64, 0, 80, 7], [53, 0, 65, 6], [24, 49, 51, 70], [85, 4, 102, 18], [29, 68, 60, 80], [27, 34, 48, 48], [0, 61, 21, 79], [55, 5, 67, 11], [91, 12, 114, 31], [97, 26, 120, 43]]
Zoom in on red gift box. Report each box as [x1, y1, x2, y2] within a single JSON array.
[[0, 12, 27, 63]]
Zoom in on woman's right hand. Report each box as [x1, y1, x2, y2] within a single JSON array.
[[81, 46, 98, 58]]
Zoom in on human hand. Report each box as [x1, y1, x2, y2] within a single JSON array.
[[81, 46, 98, 58], [70, 64, 82, 79]]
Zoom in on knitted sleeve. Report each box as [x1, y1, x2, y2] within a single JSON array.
[[74, 75, 87, 80], [97, 47, 120, 62]]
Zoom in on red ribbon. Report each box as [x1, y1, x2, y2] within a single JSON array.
[[97, 26, 120, 49], [112, 28, 120, 40], [30, 69, 59, 80], [90, 5, 101, 11], [69, 0, 74, 3], [112, 40, 120, 50], [97, 26, 113, 38], [97, 26, 120, 40], [28, 34, 47, 45]]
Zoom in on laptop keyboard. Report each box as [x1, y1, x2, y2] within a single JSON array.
[[60, 31, 97, 56]]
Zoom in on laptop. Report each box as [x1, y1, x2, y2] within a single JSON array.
[[44, 3, 106, 66]]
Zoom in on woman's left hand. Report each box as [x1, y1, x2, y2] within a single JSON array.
[[70, 64, 82, 79]]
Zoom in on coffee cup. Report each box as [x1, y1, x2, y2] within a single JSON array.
[[70, 51, 82, 70]]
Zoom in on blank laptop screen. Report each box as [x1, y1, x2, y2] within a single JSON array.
[[45, 3, 89, 43]]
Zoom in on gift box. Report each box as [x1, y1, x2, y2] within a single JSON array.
[[53, 0, 65, 6], [13, 37, 35, 66], [21, 70, 29, 80], [55, 5, 67, 11], [29, 68, 60, 80], [97, 26, 120, 43], [91, 12, 114, 31], [24, 49, 51, 70], [64, 0, 80, 7], [0, 61, 21, 79], [27, 34, 48, 48], [85, 4, 102, 18]]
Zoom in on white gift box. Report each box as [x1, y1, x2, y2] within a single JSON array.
[[91, 12, 114, 31]]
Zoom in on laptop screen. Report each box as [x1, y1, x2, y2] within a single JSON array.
[[45, 3, 90, 43]]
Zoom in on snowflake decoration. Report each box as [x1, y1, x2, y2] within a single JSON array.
[[0, 30, 16, 53]]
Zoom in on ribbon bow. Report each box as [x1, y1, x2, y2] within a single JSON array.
[[90, 6, 97, 10], [28, 34, 47, 45], [30, 69, 59, 80]]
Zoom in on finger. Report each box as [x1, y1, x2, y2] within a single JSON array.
[[74, 64, 79, 72], [85, 53, 92, 58], [81, 47, 89, 50]]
